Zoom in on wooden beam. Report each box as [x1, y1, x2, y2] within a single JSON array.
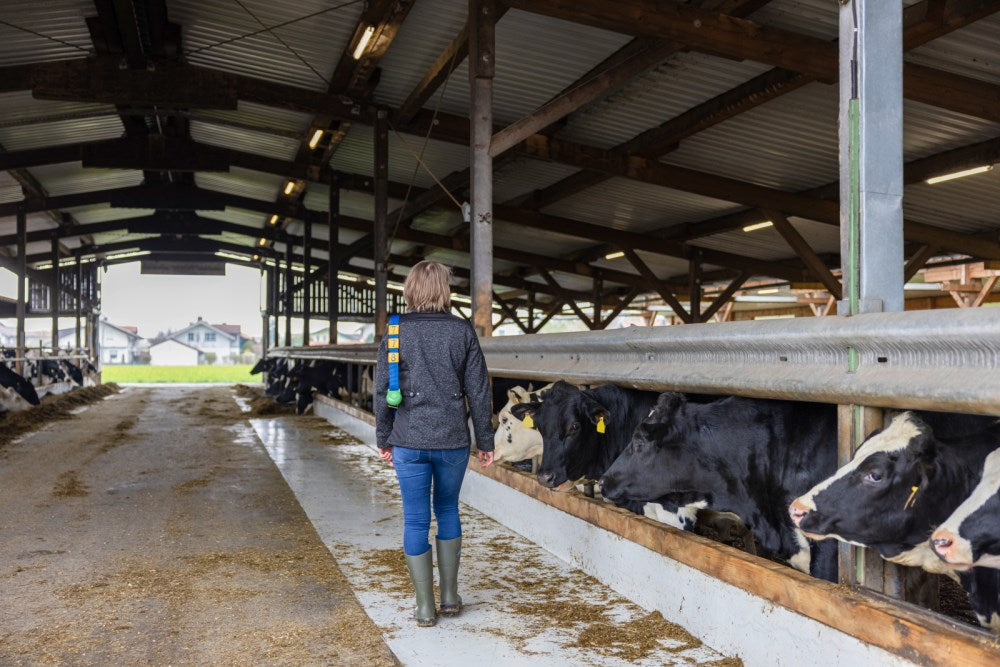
[[493, 291, 531, 334], [539, 270, 593, 328], [700, 271, 749, 322], [623, 249, 691, 323], [506, 0, 1000, 123], [600, 287, 642, 327], [904, 244, 939, 282], [396, 5, 511, 124], [766, 210, 844, 299]]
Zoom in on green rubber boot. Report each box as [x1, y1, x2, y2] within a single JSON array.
[[404, 549, 437, 627], [436, 536, 463, 616]]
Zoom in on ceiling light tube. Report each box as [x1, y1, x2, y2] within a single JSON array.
[[258, 238, 267, 247], [269, 214, 279, 225], [283, 181, 296, 196], [757, 288, 779, 295], [353, 26, 375, 60], [926, 165, 992, 185], [308, 129, 324, 150], [604, 250, 625, 260], [742, 221, 774, 233]]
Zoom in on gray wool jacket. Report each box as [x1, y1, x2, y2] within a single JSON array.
[[374, 311, 494, 452]]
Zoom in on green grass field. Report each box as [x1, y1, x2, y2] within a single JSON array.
[[101, 365, 256, 383]]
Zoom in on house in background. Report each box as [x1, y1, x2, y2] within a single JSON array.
[[56, 319, 143, 364], [168, 317, 246, 364], [149, 339, 203, 366]]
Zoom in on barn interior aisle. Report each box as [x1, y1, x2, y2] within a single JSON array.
[[0, 386, 396, 665], [250, 414, 730, 666]]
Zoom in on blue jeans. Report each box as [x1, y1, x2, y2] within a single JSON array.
[[392, 446, 470, 556]]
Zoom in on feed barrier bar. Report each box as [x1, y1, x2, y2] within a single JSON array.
[[269, 309, 1000, 416]]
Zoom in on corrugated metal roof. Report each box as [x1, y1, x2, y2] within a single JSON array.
[[904, 169, 1000, 234], [0, 91, 124, 150], [494, 158, 581, 204], [0, 171, 22, 204], [907, 13, 1000, 84], [171, 0, 361, 92], [63, 204, 154, 224], [0, 0, 94, 66], [195, 167, 285, 202], [190, 120, 301, 161], [29, 163, 143, 196]]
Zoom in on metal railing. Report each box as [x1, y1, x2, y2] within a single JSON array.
[[267, 308, 1000, 416]]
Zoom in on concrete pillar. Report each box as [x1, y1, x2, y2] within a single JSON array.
[[374, 110, 389, 339], [469, 0, 496, 337], [328, 178, 340, 344]]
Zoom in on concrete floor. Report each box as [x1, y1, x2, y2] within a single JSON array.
[[0, 386, 396, 666], [0, 385, 727, 666], [252, 412, 728, 666]]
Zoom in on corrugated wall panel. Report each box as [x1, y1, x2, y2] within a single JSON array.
[[29, 163, 143, 195], [0, 0, 94, 66]]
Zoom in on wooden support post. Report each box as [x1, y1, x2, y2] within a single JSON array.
[[50, 236, 59, 350], [904, 244, 937, 282], [284, 244, 293, 347], [374, 109, 389, 339], [971, 275, 999, 308], [688, 249, 703, 323], [469, 0, 495, 337], [592, 276, 602, 330], [15, 204, 26, 375], [493, 291, 529, 334], [700, 272, 749, 322], [527, 292, 535, 332], [600, 287, 641, 327], [302, 219, 312, 346], [540, 270, 592, 328], [74, 255, 82, 350], [623, 248, 691, 323], [262, 266, 271, 356], [531, 298, 563, 333], [328, 178, 340, 343]]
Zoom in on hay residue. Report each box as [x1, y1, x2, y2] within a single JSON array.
[[52, 470, 89, 498], [357, 548, 412, 594], [248, 396, 297, 416], [569, 610, 702, 660], [234, 383, 263, 399], [0, 384, 120, 450]]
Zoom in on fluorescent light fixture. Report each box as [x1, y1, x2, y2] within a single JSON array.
[[735, 295, 799, 303], [742, 221, 774, 233], [258, 238, 267, 246], [251, 254, 261, 262], [904, 282, 943, 291], [352, 25, 375, 60], [366, 279, 376, 286], [283, 181, 296, 196], [269, 214, 279, 225], [337, 273, 357, 282], [926, 165, 992, 185], [757, 288, 780, 295], [216, 250, 251, 262], [604, 250, 625, 260], [104, 250, 150, 262], [308, 129, 324, 150]]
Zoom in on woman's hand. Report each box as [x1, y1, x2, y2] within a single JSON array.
[[378, 447, 393, 467], [478, 450, 494, 468]]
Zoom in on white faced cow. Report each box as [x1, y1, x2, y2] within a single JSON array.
[[493, 383, 554, 465], [932, 448, 1000, 571]]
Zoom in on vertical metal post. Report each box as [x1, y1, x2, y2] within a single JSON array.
[[284, 244, 294, 347], [261, 266, 271, 357], [303, 219, 312, 346], [15, 204, 26, 375], [527, 291, 535, 332], [74, 254, 82, 351], [50, 236, 59, 350], [469, 0, 495, 337], [374, 110, 389, 339], [328, 178, 340, 344], [837, 0, 916, 602]]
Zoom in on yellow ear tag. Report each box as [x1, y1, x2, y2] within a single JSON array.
[[596, 416, 606, 434], [522, 414, 534, 429], [903, 485, 919, 510]]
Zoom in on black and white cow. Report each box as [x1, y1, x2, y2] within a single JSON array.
[[789, 411, 1000, 630], [931, 448, 1000, 571], [288, 360, 350, 414], [0, 364, 40, 410], [493, 383, 555, 465], [600, 392, 839, 579], [508, 381, 715, 529]]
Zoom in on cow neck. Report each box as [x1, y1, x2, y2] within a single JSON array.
[[582, 385, 657, 479]]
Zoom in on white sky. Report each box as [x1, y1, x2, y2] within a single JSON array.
[[1, 262, 268, 338]]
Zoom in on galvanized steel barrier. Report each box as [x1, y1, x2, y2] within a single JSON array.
[[269, 308, 1000, 416]]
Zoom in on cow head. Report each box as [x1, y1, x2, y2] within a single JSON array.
[[509, 381, 609, 490], [931, 449, 1000, 570], [493, 384, 552, 463], [788, 412, 952, 569], [600, 392, 690, 505], [0, 365, 40, 406]]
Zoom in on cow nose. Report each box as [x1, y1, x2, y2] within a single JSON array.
[[931, 532, 955, 559], [537, 471, 555, 488], [788, 499, 810, 526]]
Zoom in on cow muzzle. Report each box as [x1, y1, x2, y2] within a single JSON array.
[[930, 529, 972, 569], [788, 499, 810, 527], [536, 471, 557, 488]]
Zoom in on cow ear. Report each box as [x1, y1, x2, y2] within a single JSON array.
[[655, 392, 686, 415], [510, 402, 540, 428], [583, 396, 610, 426]]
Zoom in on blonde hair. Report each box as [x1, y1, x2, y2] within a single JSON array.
[[403, 261, 452, 312]]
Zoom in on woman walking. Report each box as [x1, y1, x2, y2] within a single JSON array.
[[374, 260, 495, 627]]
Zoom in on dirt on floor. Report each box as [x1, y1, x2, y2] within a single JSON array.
[[0, 384, 120, 451], [0, 385, 397, 666]]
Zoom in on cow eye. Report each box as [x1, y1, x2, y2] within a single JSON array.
[[863, 471, 884, 484], [569, 422, 580, 433]]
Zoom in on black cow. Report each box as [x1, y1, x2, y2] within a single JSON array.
[[789, 412, 1000, 630], [290, 360, 350, 414], [0, 364, 40, 406], [932, 449, 1000, 571], [600, 392, 839, 580]]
